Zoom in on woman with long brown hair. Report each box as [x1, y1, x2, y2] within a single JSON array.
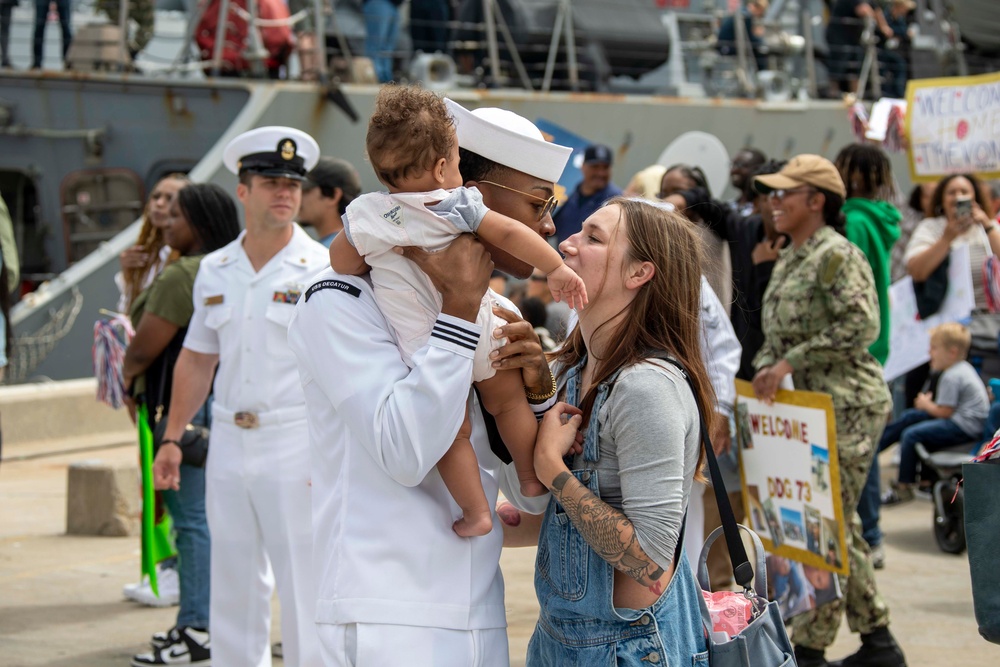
[[526, 197, 713, 665], [115, 174, 190, 313]]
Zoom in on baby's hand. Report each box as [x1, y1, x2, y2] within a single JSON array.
[[547, 263, 588, 310]]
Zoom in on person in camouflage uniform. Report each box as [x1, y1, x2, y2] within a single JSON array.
[[97, 0, 154, 57], [751, 155, 907, 667]]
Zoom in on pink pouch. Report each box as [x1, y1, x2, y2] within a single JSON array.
[[702, 590, 753, 638]]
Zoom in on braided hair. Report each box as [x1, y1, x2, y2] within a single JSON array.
[[834, 143, 896, 201]]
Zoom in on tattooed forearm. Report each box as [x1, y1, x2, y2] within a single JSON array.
[[551, 472, 573, 492], [551, 474, 666, 587]]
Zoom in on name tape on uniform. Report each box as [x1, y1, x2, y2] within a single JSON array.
[[305, 279, 362, 302]]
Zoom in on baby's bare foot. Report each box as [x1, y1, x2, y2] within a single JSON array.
[[453, 510, 493, 537]]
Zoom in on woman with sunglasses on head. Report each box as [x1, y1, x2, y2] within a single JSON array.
[[751, 155, 906, 667], [123, 183, 241, 667]]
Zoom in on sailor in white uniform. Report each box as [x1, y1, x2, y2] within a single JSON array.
[[153, 126, 329, 667], [288, 105, 570, 667]]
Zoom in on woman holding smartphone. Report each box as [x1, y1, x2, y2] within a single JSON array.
[[905, 173, 1000, 323]]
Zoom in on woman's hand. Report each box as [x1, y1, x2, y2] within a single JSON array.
[[119, 245, 150, 271], [122, 395, 137, 425], [972, 202, 993, 230], [534, 402, 584, 488], [752, 359, 794, 405], [942, 209, 974, 241]]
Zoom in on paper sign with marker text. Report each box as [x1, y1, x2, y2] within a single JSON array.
[[735, 380, 848, 576]]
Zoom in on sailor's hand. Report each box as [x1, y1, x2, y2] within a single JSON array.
[[490, 305, 551, 394], [152, 443, 183, 491], [398, 234, 492, 323]]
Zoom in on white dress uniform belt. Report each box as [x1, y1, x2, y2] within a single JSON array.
[[212, 404, 307, 429]]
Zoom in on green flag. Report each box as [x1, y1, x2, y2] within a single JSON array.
[[138, 403, 177, 597]]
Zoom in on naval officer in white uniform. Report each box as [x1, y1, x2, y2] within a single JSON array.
[[288, 104, 571, 667], [154, 126, 329, 667]]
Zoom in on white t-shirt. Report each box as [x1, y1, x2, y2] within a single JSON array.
[[904, 215, 992, 310], [344, 187, 503, 380]]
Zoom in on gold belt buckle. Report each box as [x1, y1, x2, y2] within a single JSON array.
[[234, 411, 259, 429]]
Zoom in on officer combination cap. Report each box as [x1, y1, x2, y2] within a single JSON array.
[[223, 126, 320, 181], [444, 98, 572, 184], [753, 153, 846, 198]]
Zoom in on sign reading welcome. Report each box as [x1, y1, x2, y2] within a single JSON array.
[[735, 381, 848, 576], [907, 72, 1000, 181]]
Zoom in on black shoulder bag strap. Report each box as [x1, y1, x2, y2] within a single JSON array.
[[653, 354, 755, 591]]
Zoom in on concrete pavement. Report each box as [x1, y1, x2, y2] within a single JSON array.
[[2, 440, 998, 666]]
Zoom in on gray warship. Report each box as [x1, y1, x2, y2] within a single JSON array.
[[1, 0, 994, 382]]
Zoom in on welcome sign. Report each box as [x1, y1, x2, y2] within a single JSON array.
[[907, 72, 1000, 181], [735, 381, 848, 576]]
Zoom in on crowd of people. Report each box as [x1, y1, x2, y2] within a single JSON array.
[[103, 79, 1000, 667]]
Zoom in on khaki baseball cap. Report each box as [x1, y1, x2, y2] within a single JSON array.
[[753, 154, 846, 198]]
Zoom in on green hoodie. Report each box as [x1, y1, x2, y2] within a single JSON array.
[[843, 198, 902, 365]]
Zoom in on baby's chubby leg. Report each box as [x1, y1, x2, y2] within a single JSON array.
[[437, 412, 493, 537], [476, 369, 547, 497]]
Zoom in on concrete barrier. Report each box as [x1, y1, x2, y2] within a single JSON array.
[[66, 460, 140, 536], [0, 378, 136, 459]]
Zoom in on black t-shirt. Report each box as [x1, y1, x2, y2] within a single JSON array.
[[826, 0, 869, 47]]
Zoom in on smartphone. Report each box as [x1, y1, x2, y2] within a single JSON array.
[[955, 196, 973, 220]]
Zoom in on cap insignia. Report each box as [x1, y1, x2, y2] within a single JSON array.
[[280, 139, 297, 161]]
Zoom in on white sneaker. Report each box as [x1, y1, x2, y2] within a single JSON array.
[[871, 544, 886, 570], [124, 565, 180, 607]]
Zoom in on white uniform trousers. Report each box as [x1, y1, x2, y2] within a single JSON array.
[[318, 623, 509, 667], [206, 415, 319, 667]]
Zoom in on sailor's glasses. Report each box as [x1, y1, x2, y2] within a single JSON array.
[[477, 180, 558, 221]]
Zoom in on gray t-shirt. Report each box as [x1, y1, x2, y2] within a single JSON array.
[[564, 359, 701, 571], [936, 360, 989, 437]]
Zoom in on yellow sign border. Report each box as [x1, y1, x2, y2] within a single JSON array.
[[735, 379, 849, 576], [905, 71, 1000, 183]]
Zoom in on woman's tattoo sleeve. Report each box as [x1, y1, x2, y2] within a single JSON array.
[[550, 472, 666, 591]]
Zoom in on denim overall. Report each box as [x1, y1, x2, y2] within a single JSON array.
[[527, 359, 709, 667]]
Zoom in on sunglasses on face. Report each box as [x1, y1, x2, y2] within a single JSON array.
[[768, 187, 815, 201], [477, 180, 558, 221]]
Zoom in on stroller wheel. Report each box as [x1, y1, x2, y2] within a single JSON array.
[[933, 481, 966, 554]]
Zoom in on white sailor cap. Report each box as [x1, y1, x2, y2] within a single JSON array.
[[223, 126, 320, 181], [444, 99, 571, 184]]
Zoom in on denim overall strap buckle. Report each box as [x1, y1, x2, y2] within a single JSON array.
[[564, 358, 626, 464]]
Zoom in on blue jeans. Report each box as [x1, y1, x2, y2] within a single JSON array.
[[860, 409, 928, 546], [160, 399, 212, 629], [363, 0, 399, 82], [32, 0, 72, 67], [860, 409, 971, 545]]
